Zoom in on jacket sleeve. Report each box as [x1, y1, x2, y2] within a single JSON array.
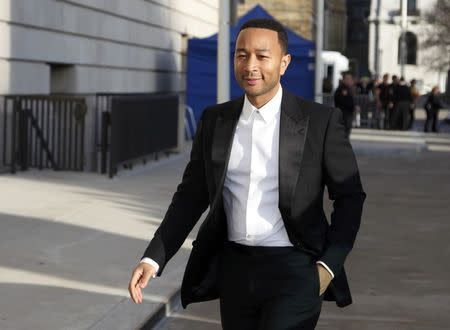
[[319, 108, 366, 277], [141, 110, 211, 275]]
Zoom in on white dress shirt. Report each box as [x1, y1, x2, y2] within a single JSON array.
[[222, 84, 289, 246], [142, 85, 333, 278]]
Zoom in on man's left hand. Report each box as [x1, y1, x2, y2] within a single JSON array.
[[317, 264, 333, 296]]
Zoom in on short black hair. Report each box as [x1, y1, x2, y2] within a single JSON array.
[[239, 18, 289, 54], [342, 71, 353, 78]]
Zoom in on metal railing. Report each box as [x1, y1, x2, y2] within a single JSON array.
[[95, 92, 170, 175], [95, 93, 179, 178], [2, 95, 86, 173]]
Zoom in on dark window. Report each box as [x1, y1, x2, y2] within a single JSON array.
[[398, 31, 417, 65], [400, 0, 420, 16]]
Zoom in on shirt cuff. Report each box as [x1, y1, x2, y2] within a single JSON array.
[[316, 261, 335, 279], [140, 258, 159, 278]]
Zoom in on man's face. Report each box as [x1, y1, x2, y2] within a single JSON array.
[[343, 74, 353, 87], [234, 28, 290, 103]]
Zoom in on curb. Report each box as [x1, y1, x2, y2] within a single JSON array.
[[138, 288, 182, 329]]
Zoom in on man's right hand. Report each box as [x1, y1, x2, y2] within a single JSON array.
[[128, 263, 157, 304]]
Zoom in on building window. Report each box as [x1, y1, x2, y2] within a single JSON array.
[[400, 0, 420, 16], [398, 32, 417, 65]]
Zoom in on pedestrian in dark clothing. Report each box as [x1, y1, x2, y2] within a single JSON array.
[[322, 77, 333, 93], [391, 75, 399, 86], [375, 74, 394, 129], [356, 77, 370, 95], [409, 79, 419, 129], [334, 71, 355, 137], [424, 86, 444, 132], [391, 77, 412, 130]]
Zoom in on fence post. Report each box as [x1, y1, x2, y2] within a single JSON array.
[[10, 99, 18, 174], [18, 108, 30, 171], [101, 111, 109, 174]]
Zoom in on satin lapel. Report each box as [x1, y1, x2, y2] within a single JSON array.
[[210, 96, 243, 195], [278, 91, 310, 213]]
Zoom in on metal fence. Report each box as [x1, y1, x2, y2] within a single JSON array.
[[95, 92, 174, 174], [95, 93, 179, 178], [1, 95, 86, 173]]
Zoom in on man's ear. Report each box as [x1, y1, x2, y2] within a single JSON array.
[[280, 54, 291, 76]]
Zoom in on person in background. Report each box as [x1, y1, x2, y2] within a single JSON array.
[[334, 71, 356, 137], [424, 86, 444, 132], [391, 77, 413, 130], [391, 75, 399, 87], [322, 76, 333, 94], [374, 74, 394, 129], [356, 76, 370, 95], [367, 76, 377, 97], [409, 79, 420, 129]]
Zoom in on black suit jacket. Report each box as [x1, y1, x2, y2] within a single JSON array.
[[142, 90, 366, 308]]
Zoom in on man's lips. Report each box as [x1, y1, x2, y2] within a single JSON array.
[[244, 78, 261, 86]]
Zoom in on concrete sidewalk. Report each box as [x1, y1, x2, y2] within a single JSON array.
[[0, 147, 198, 330], [1, 130, 450, 330]]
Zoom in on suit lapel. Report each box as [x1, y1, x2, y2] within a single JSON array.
[[210, 96, 243, 195], [208, 91, 310, 214], [278, 91, 310, 213]]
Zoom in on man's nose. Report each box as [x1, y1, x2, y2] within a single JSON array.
[[244, 55, 258, 73]]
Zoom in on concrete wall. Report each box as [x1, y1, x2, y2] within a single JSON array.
[[0, 0, 218, 94], [0, 0, 219, 171], [368, 0, 447, 93]]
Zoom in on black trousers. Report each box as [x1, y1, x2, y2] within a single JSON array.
[[219, 241, 323, 330], [391, 101, 411, 130], [342, 111, 354, 138], [424, 108, 439, 132]]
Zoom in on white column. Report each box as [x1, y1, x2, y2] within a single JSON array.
[[400, 0, 408, 77], [314, 0, 324, 103], [217, 0, 230, 103]]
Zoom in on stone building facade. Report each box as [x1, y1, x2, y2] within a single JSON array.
[[237, 0, 347, 52], [0, 0, 219, 171], [368, 0, 448, 92]]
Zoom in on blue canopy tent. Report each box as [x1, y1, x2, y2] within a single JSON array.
[[186, 4, 315, 123]]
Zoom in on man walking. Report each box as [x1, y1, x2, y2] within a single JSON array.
[[129, 18, 366, 329], [375, 73, 394, 129], [334, 71, 357, 137], [391, 77, 413, 130]]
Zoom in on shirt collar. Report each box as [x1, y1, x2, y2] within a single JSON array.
[[242, 85, 283, 123]]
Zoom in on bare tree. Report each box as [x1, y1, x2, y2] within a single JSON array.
[[422, 0, 450, 71]]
